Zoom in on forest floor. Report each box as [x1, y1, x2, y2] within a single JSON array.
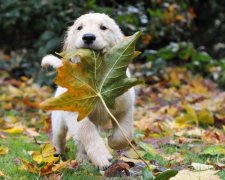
[[0, 67, 225, 179]]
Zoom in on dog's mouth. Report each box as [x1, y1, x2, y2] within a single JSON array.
[[70, 45, 106, 63], [77, 44, 105, 52]]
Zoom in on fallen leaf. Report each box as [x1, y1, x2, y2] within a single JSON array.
[[138, 142, 156, 154], [198, 109, 214, 125], [214, 114, 225, 128], [191, 162, 213, 171], [52, 161, 70, 172], [32, 144, 59, 164], [162, 152, 184, 164], [0, 170, 5, 177], [23, 96, 39, 108], [175, 127, 204, 138], [104, 161, 131, 177], [40, 163, 55, 176], [126, 148, 146, 159], [20, 158, 39, 174], [40, 161, 71, 176], [143, 137, 172, 148], [202, 145, 225, 155], [171, 169, 219, 180], [24, 128, 40, 137], [166, 106, 178, 117], [41, 116, 51, 133], [0, 147, 8, 155], [66, 160, 78, 170], [202, 129, 225, 144], [208, 161, 225, 170], [120, 156, 146, 165], [0, 133, 6, 139], [4, 127, 24, 134], [45, 173, 63, 180], [155, 169, 178, 180], [175, 105, 198, 128]]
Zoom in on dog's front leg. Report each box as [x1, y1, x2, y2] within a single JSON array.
[[51, 111, 68, 154], [76, 118, 112, 170], [41, 55, 63, 68]]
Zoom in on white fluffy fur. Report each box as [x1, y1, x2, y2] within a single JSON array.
[[41, 13, 135, 169], [41, 55, 63, 68]]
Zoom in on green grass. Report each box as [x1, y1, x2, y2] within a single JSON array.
[[0, 133, 100, 179], [1, 133, 225, 179], [161, 143, 225, 179], [0, 135, 41, 179], [217, 170, 225, 180]]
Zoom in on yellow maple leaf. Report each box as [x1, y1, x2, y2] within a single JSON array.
[[32, 144, 59, 164], [20, 158, 39, 174], [0, 170, 6, 177], [175, 105, 198, 128], [4, 127, 24, 134], [0, 147, 8, 155], [52, 160, 70, 172], [40, 163, 55, 176], [198, 109, 214, 125]]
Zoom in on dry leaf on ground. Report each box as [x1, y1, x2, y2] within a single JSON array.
[[171, 169, 220, 180], [104, 161, 131, 177], [191, 162, 214, 171], [0, 170, 6, 177], [0, 146, 8, 155]]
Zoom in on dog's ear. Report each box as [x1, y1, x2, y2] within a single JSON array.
[[63, 36, 68, 51], [115, 30, 124, 44]]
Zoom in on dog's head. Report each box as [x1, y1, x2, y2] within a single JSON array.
[[64, 13, 124, 53]]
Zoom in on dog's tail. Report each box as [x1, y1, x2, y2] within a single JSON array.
[[41, 55, 62, 68]]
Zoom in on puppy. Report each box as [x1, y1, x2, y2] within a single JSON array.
[[41, 13, 135, 169]]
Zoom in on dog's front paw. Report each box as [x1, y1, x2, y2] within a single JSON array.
[[86, 146, 112, 170], [76, 151, 89, 163], [76, 142, 89, 163], [41, 55, 63, 68]]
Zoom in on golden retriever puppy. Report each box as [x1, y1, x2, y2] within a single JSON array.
[[41, 13, 135, 169]]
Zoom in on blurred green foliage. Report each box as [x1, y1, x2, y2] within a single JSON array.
[[144, 42, 225, 87], [0, 0, 225, 87]]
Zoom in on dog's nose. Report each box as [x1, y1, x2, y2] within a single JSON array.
[[82, 33, 96, 44]]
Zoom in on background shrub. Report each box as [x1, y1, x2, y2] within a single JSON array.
[[0, 0, 225, 87]]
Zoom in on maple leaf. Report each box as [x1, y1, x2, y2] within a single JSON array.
[[32, 144, 59, 164], [19, 143, 75, 176], [0, 170, 6, 178], [40, 32, 143, 120], [20, 158, 39, 174], [0, 146, 8, 155]]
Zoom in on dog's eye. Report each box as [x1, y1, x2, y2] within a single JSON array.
[[100, 25, 107, 30], [77, 26, 83, 30]]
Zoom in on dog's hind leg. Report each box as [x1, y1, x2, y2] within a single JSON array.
[[108, 109, 134, 150], [108, 89, 135, 150]]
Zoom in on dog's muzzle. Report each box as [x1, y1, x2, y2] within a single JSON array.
[[82, 33, 96, 44]]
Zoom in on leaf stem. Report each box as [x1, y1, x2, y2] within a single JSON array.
[[98, 94, 151, 169]]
